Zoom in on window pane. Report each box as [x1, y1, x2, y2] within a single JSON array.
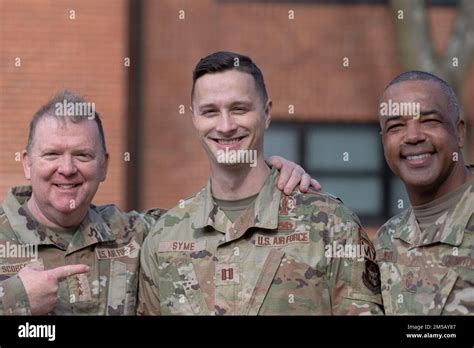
[[264, 128, 298, 162], [315, 175, 382, 216], [305, 126, 381, 172], [390, 176, 409, 217]]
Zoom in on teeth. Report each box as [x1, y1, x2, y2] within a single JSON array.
[[406, 153, 431, 161], [218, 138, 240, 145], [56, 184, 75, 189]]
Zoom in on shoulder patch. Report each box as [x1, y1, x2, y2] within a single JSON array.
[[362, 259, 381, 295]]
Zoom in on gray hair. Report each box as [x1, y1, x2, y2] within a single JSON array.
[[385, 70, 461, 121], [26, 89, 107, 154]]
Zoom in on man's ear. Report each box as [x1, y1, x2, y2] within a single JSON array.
[[456, 119, 465, 148], [264, 99, 272, 129], [21, 150, 31, 180]]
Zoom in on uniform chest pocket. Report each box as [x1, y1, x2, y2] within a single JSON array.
[[444, 267, 474, 315], [107, 260, 134, 315], [258, 253, 330, 315], [380, 263, 458, 315], [156, 253, 209, 315], [96, 257, 140, 315], [55, 294, 100, 315], [95, 240, 141, 315]]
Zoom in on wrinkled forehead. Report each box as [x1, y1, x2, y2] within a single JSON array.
[[383, 80, 447, 106], [32, 114, 101, 146]]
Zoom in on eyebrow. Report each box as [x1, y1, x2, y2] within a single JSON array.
[[40, 147, 94, 154], [198, 100, 253, 111], [419, 109, 439, 117], [384, 110, 441, 121], [197, 104, 217, 111], [230, 101, 252, 107], [72, 148, 95, 154], [384, 115, 402, 122]]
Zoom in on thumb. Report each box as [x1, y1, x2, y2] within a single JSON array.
[[46, 264, 90, 280]]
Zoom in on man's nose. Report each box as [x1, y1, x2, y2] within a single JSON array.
[[57, 155, 78, 176], [404, 119, 426, 144], [215, 112, 238, 134]]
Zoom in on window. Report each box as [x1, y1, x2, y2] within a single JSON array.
[[264, 122, 409, 225]]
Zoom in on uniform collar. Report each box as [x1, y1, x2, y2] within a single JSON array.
[[2, 186, 115, 253], [395, 182, 473, 249], [192, 167, 282, 234]]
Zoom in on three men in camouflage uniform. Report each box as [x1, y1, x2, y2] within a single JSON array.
[[374, 71, 474, 315], [138, 51, 383, 315]]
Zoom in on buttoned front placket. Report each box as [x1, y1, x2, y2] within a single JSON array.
[[193, 169, 282, 315]]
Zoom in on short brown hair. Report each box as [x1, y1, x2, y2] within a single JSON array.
[[191, 51, 268, 104]]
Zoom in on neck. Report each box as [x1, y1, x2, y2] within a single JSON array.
[[210, 157, 270, 200], [407, 163, 473, 206], [27, 195, 83, 228]]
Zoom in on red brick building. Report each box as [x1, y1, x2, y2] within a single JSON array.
[[1, 0, 473, 234]]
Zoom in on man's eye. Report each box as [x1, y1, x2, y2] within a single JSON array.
[[422, 119, 441, 125], [202, 110, 218, 117], [43, 153, 59, 158], [233, 108, 247, 114], [76, 154, 92, 161], [387, 123, 403, 131]]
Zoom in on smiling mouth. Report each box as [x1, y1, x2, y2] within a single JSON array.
[[400, 150, 436, 166], [403, 153, 432, 161], [54, 184, 81, 189], [212, 136, 245, 145]]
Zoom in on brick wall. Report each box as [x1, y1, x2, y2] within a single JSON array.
[[0, 0, 128, 208], [139, 0, 474, 217], [1, 0, 473, 235]]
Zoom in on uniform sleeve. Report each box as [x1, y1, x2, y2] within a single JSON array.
[[137, 233, 161, 315], [0, 274, 32, 315], [326, 203, 384, 315]]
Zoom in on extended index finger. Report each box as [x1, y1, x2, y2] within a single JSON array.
[[46, 264, 90, 280]]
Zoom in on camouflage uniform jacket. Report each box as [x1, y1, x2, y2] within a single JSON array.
[[138, 168, 383, 315], [374, 180, 474, 315], [0, 186, 164, 315]]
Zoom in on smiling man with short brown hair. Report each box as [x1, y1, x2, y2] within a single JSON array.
[[138, 51, 383, 315]]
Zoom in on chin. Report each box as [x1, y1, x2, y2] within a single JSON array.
[[53, 197, 84, 211], [53, 206, 77, 214], [403, 175, 437, 189]]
